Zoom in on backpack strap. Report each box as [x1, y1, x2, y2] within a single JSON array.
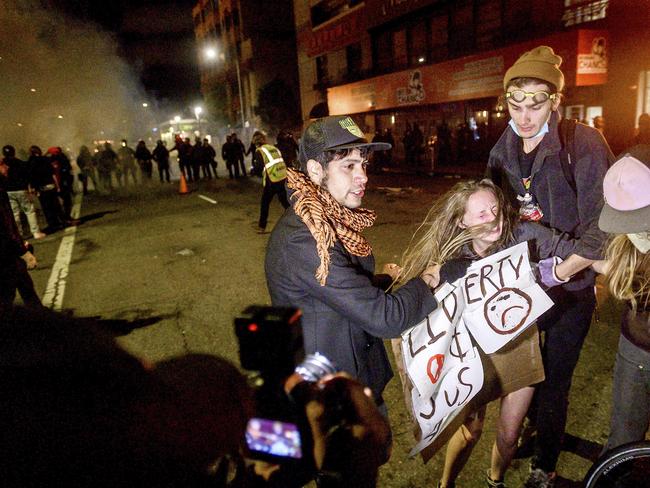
[[558, 118, 578, 195]]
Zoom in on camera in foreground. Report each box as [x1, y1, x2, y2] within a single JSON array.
[[234, 306, 339, 465]]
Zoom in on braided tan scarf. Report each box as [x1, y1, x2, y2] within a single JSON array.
[[286, 167, 376, 285]]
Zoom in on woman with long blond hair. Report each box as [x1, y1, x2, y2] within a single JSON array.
[[392, 178, 581, 488], [593, 147, 650, 454]]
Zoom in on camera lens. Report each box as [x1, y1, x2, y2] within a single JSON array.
[[294, 353, 338, 382]]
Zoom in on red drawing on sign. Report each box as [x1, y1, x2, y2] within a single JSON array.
[[427, 354, 445, 384]]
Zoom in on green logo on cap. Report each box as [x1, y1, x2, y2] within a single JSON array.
[[339, 117, 364, 138]]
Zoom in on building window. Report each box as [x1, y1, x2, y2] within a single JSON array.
[[346, 43, 362, 79], [638, 70, 650, 120], [316, 55, 329, 85], [408, 20, 428, 66], [449, 1, 474, 56], [502, 0, 530, 40], [563, 0, 609, 27], [373, 30, 392, 73], [311, 0, 363, 28], [429, 14, 448, 63], [476, 0, 501, 51], [393, 29, 408, 71]]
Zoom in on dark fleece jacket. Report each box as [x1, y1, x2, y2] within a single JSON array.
[[486, 111, 612, 290]]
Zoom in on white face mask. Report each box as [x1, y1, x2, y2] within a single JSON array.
[[628, 232, 650, 254], [508, 119, 550, 139]]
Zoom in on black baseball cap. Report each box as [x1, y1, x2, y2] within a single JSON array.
[[298, 115, 391, 165]]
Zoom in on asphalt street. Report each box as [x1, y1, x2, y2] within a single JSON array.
[[24, 169, 623, 487]]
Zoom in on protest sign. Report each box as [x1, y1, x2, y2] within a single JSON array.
[[461, 242, 554, 353], [399, 242, 553, 456]]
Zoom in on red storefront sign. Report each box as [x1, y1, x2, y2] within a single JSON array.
[[298, 7, 365, 58], [576, 29, 608, 86]]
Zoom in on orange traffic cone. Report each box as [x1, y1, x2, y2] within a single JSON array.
[[178, 173, 190, 195]]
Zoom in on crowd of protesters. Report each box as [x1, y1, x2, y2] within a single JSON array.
[[1, 144, 78, 239], [171, 135, 219, 182], [0, 129, 300, 243], [3, 42, 650, 488]]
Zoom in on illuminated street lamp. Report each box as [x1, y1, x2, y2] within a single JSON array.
[[194, 106, 203, 135], [142, 102, 148, 108], [203, 45, 245, 130]]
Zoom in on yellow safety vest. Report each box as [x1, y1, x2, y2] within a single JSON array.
[[258, 144, 286, 184]]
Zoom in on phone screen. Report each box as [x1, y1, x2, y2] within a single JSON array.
[[245, 417, 302, 459]]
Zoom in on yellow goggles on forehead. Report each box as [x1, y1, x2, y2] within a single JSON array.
[[505, 90, 557, 104]]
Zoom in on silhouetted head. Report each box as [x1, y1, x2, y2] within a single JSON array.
[[3, 145, 16, 158]]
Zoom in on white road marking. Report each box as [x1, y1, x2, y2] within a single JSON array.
[[41, 194, 82, 311], [198, 194, 217, 204]]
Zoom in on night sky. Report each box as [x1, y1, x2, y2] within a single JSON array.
[[52, 0, 201, 107], [1, 0, 203, 150]]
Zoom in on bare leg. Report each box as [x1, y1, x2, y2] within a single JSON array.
[[440, 406, 486, 486], [490, 386, 535, 481]]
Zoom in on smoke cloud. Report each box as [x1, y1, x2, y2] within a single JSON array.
[[0, 1, 160, 156]]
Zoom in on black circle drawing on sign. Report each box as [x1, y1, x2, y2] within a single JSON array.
[[484, 287, 532, 335]]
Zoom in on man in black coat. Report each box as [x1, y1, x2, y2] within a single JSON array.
[[230, 133, 246, 178], [197, 138, 216, 180], [221, 135, 235, 179], [152, 140, 170, 183], [264, 116, 443, 413], [29, 145, 66, 231]]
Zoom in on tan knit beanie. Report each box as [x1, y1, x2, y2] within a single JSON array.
[[503, 45, 565, 92]]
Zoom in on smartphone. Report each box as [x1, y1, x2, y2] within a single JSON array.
[[245, 417, 303, 460]]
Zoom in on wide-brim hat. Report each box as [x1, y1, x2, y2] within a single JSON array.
[[299, 115, 391, 164], [599, 145, 650, 234]]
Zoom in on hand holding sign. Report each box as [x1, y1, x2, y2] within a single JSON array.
[[398, 242, 553, 455], [461, 242, 553, 353], [440, 258, 472, 285]]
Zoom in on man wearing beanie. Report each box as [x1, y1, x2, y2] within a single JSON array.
[[265, 116, 464, 421], [487, 46, 613, 487]]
